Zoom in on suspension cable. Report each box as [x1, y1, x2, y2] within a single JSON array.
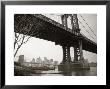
[[78, 20, 95, 40], [79, 14, 96, 37]]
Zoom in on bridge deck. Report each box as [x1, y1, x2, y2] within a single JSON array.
[[14, 14, 97, 53]]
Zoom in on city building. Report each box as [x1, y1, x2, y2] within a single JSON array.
[[31, 58, 35, 63], [43, 57, 49, 67], [50, 59, 53, 63], [31, 58, 36, 67], [36, 57, 42, 67], [17, 55, 57, 69], [18, 55, 24, 63]]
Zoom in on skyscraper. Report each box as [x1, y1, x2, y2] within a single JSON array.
[[18, 55, 24, 63]]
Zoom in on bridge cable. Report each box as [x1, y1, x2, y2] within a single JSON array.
[[79, 14, 96, 37], [68, 17, 95, 41], [78, 20, 95, 41]]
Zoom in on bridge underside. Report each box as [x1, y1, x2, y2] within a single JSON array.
[[14, 14, 97, 54]]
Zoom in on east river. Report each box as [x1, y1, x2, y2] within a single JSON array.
[[31, 67, 97, 76]]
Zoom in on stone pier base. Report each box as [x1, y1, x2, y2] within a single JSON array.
[[58, 60, 90, 71]]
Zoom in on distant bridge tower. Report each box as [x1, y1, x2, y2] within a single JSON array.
[[61, 14, 83, 63]]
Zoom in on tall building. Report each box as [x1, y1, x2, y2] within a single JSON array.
[[36, 57, 42, 67], [31, 58, 36, 67], [50, 59, 53, 63], [31, 58, 35, 63], [44, 57, 48, 61], [18, 55, 24, 63], [36, 57, 42, 63], [44, 57, 49, 64], [43, 57, 50, 67]]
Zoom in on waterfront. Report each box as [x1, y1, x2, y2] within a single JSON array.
[[31, 67, 97, 76]]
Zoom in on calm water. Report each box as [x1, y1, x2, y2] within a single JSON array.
[[31, 67, 97, 76]]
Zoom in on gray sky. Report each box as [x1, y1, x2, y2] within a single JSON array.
[[15, 14, 97, 63]]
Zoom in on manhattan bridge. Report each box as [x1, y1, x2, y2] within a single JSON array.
[[14, 14, 97, 71]]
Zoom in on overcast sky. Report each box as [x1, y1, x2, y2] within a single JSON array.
[[15, 14, 97, 63]]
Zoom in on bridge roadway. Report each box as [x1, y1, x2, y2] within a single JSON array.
[[14, 14, 97, 54]]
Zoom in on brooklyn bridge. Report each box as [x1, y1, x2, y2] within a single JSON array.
[[14, 14, 97, 71]]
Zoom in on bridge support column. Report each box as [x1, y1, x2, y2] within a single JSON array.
[[62, 46, 71, 63], [79, 40, 83, 60], [67, 46, 71, 62], [74, 45, 78, 61], [62, 46, 66, 62]]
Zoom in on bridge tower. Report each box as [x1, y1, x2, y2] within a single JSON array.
[[61, 14, 72, 63], [58, 14, 89, 71], [61, 14, 84, 63], [71, 14, 83, 61]]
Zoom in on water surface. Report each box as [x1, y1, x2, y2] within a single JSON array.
[[31, 67, 97, 76]]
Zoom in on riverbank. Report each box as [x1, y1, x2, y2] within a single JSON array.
[[14, 62, 56, 76]]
